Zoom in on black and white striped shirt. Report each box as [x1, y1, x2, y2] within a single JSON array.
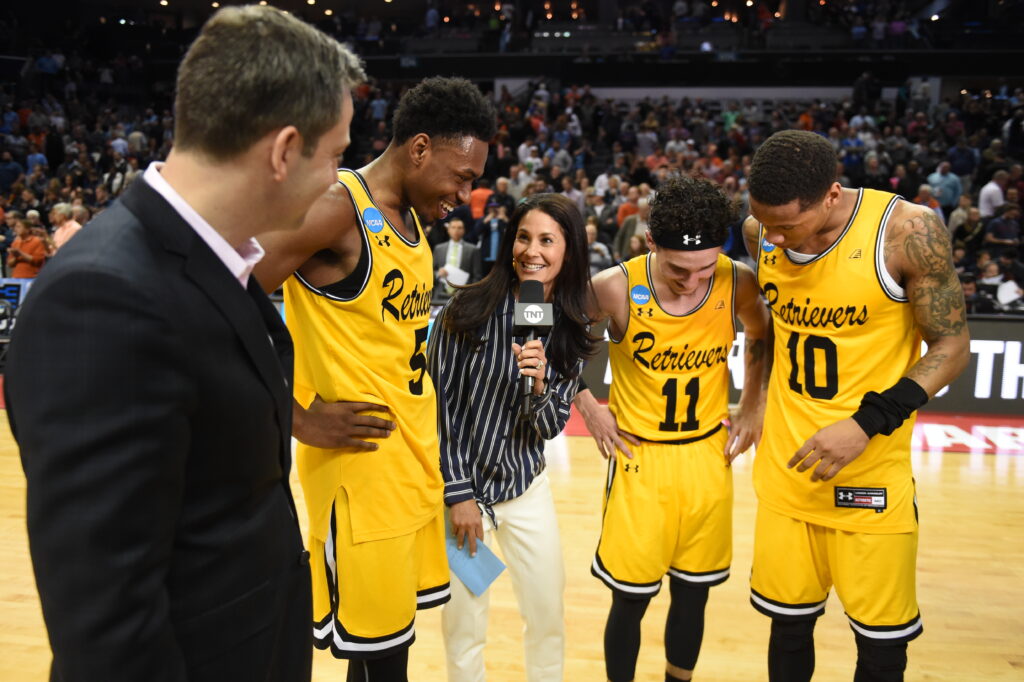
[[427, 291, 581, 520]]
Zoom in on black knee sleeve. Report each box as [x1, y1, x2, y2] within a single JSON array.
[[346, 648, 409, 682], [768, 618, 816, 682], [854, 634, 908, 682], [605, 592, 652, 682], [664, 580, 709, 672]]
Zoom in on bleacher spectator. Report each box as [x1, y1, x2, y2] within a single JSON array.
[[7, 218, 46, 278], [985, 202, 1021, 248], [927, 161, 963, 218], [979, 170, 1009, 218]]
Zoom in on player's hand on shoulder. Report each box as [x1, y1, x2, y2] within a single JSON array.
[[787, 417, 870, 482], [449, 499, 484, 557], [293, 395, 396, 450]]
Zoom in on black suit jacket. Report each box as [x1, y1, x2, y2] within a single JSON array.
[[5, 179, 312, 682], [431, 239, 483, 305]]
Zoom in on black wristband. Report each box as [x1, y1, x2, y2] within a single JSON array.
[[850, 377, 929, 439]]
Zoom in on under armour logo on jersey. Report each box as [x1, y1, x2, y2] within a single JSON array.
[[624, 463, 640, 473], [636, 307, 654, 317], [838, 491, 855, 501], [763, 254, 777, 266], [375, 234, 391, 247], [681, 235, 701, 245], [714, 300, 725, 310], [849, 249, 863, 259]]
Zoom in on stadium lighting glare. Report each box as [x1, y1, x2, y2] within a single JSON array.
[[159, 0, 168, 5], [960, 89, 968, 95], [443, 16, 450, 23], [495, 2, 501, 10], [211, 1, 219, 6], [325, 8, 332, 15], [774, 11, 781, 18], [819, 0, 826, 5], [259, 1, 267, 5], [931, 14, 939, 21], [711, 0, 718, 6], [307, 0, 315, 4], [546, 12, 553, 19], [746, 0, 753, 6]]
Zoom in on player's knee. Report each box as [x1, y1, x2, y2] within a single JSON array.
[[668, 578, 710, 609], [769, 618, 816, 652], [854, 634, 907, 682]]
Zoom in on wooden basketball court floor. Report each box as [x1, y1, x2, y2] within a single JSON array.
[[2, 415, 1022, 681]]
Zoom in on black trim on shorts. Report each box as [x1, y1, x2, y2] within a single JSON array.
[[667, 565, 731, 588], [591, 552, 662, 599], [314, 612, 417, 660], [416, 582, 451, 610], [750, 588, 827, 621], [630, 421, 723, 446], [847, 612, 923, 644]]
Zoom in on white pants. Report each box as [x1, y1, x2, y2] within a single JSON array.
[[443, 470, 565, 682]]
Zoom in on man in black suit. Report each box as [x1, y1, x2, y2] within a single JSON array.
[[432, 217, 483, 305], [4, 7, 363, 681]]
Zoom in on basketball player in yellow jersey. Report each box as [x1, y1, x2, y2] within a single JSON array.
[[254, 77, 495, 682], [743, 130, 970, 682], [574, 175, 770, 682]]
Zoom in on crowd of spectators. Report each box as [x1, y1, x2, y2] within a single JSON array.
[[0, 29, 1021, 312]]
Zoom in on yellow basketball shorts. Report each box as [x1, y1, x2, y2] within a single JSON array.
[[310, 487, 450, 659], [750, 504, 923, 643], [592, 426, 732, 598]]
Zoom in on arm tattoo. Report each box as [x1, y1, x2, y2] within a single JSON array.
[[746, 337, 766, 365], [907, 352, 949, 386], [898, 210, 967, 340]]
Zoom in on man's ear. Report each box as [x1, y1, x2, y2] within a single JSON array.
[[408, 133, 431, 169], [269, 125, 302, 181]]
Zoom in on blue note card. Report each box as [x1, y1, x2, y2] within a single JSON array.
[[445, 535, 506, 597]]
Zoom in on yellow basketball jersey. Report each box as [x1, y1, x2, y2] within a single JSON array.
[[754, 188, 921, 534], [608, 253, 736, 441], [284, 169, 443, 544]]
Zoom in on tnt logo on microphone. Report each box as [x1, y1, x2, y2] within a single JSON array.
[[362, 207, 385, 233], [630, 285, 651, 306], [523, 304, 545, 324]]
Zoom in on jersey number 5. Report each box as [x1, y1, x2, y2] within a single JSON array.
[[409, 326, 428, 395], [786, 332, 839, 399], [659, 377, 699, 432]]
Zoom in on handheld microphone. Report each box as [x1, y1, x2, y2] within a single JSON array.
[[513, 280, 554, 417]]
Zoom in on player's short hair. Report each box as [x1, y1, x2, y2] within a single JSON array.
[[648, 174, 734, 247], [174, 5, 365, 160], [392, 77, 497, 146], [749, 130, 838, 210]]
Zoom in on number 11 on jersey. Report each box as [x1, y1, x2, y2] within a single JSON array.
[[659, 377, 699, 432]]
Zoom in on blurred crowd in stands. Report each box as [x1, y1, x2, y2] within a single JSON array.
[[0, 24, 1021, 312]]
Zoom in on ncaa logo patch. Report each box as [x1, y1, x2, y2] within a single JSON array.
[[362, 207, 385, 234], [761, 238, 776, 253], [630, 285, 652, 305]]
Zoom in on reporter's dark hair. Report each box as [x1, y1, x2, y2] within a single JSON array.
[[443, 193, 596, 378], [174, 5, 365, 160], [392, 77, 497, 146], [749, 130, 838, 210]]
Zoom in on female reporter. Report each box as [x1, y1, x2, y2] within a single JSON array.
[[427, 193, 595, 682]]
